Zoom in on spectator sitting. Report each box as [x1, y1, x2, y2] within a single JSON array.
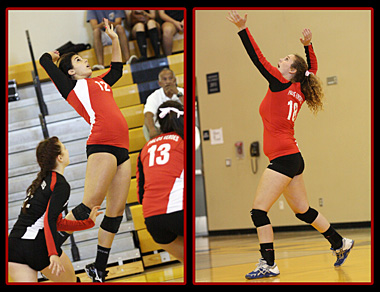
[[158, 10, 184, 56], [87, 10, 138, 70], [126, 10, 162, 61], [143, 68, 184, 140]]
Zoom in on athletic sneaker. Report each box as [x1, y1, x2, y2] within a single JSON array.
[[85, 262, 109, 282], [92, 64, 105, 71], [331, 238, 354, 267], [127, 55, 138, 65], [245, 258, 280, 279]]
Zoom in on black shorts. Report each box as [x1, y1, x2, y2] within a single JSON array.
[[267, 152, 305, 178], [144, 211, 184, 244], [87, 144, 130, 166], [8, 231, 62, 271]]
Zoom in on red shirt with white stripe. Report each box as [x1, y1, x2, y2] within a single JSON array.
[[238, 28, 318, 161], [67, 74, 129, 149], [136, 132, 184, 218], [39, 53, 129, 150]]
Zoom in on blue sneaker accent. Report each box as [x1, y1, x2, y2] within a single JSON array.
[[245, 258, 280, 279], [331, 238, 354, 267]]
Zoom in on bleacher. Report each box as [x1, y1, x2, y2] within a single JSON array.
[[7, 35, 183, 282]]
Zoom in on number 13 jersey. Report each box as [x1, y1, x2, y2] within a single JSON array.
[[136, 132, 184, 218], [238, 28, 318, 161]]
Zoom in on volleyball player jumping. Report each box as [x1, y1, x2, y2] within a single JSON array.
[[39, 19, 131, 282], [227, 11, 354, 279], [8, 137, 102, 282]]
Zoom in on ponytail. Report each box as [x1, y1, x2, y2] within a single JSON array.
[[22, 136, 61, 214], [291, 54, 324, 114], [300, 73, 324, 114]]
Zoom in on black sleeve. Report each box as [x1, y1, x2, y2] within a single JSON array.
[[136, 153, 145, 204], [101, 62, 123, 87], [237, 28, 291, 92], [44, 175, 71, 256], [39, 53, 76, 99]]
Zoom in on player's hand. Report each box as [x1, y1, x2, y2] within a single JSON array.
[[48, 255, 65, 276], [104, 18, 118, 40], [89, 206, 103, 223], [300, 28, 312, 46], [226, 10, 247, 31], [48, 51, 60, 63]]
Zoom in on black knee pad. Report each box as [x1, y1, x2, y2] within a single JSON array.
[[72, 203, 91, 220], [296, 207, 318, 224], [100, 215, 123, 234], [250, 209, 271, 228]]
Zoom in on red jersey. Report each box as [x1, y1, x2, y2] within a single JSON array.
[[67, 73, 129, 149], [40, 54, 129, 150], [238, 28, 318, 161], [136, 132, 184, 218]]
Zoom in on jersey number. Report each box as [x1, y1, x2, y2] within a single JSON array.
[[287, 100, 299, 122], [147, 143, 171, 167], [95, 81, 110, 92]]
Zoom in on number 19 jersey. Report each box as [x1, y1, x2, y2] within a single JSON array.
[[136, 132, 184, 218], [238, 28, 318, 161]]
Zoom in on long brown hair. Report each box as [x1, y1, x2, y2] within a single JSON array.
[[291, 54, 324, 114], [22, 136, 61, 214]]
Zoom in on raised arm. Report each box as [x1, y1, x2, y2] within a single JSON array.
[[39, 51, 76, 99], [97, 18, 123, 86], [300, 28, 318, 74], [228, 11, 289, 89], [104, 18, 122, 63]]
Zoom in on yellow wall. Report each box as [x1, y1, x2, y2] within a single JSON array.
[[8, 10, 92, 66], [195, 9, 372, 231]]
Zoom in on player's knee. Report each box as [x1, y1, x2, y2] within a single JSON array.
[[295, 207, 318, 224], [250, 209, 271, 228], [72, 203, 91, 220], [100, 215, 123, 234]]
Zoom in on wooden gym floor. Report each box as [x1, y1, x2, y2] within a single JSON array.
[[195, 228, 372, 283], [108, 262, 184, 283]]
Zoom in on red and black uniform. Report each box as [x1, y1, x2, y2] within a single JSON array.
[[238, 28, 318, 177], [39, 53, 129, 165], [8, 171, 94, 271], [136, 132, 184, 244]]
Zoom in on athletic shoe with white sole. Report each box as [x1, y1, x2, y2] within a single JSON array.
[[85, 262, 109, 282], [245, 258, 280, 279], [331, 237, 354, 267]]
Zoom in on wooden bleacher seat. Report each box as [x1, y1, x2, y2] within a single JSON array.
[[130, 153, 138, 178], [127, 178, 138, 204], [113, 84, 139, 107], [128, 127, 146, 153], [8, 60, 50, 86], [167, 53, 184, 77], [121, 104, 144, 130]]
